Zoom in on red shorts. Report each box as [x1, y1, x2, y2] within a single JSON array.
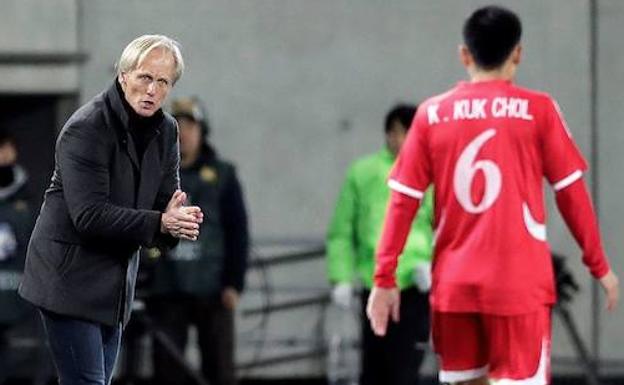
[[432, 307, 551, 384]]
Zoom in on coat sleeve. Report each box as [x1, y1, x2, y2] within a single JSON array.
[[326, 165, 358, 284], [58, 121, 163, 246], [220, 165, 249, 292]]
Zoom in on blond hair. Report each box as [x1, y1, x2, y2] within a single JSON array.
[[116, 35, 184, 84]]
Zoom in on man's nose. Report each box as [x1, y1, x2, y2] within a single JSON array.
[[146, 81, 157, 95]]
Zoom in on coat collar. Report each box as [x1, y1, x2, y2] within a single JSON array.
[[105, 79, 165, 133]]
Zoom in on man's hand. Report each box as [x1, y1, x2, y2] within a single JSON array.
[[366, 286, 400, 337], [161, 190, 204, 241], [222, 287, 240, 310], [599, 269, 620, 311]]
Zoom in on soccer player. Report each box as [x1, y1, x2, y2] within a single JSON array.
[[367, 5, 619, 385]]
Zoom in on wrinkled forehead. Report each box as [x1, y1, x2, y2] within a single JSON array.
[[134, 47, 176, 76]]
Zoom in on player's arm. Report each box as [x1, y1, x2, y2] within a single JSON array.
[[367, 189, 422, 336], [542, 96, 618, 310], [367, 106, 431, 336], [554, 178, 619, 310]]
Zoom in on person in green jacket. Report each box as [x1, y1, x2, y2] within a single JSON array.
[[326, 104, 433, 385]]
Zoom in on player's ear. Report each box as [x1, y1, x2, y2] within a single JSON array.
[[511, 44, 522, 65], [459, 44, 472, 68]]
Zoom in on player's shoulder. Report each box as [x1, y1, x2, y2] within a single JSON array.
[[419, 87, 458, 110], [509, 83, 556, 105]]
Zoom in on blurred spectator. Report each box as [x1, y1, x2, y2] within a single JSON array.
[[147, 97, 249, 385], [0, 128, 35, 378], [326, 104, 433, 385]]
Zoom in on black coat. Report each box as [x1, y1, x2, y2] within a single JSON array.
[[19, 81, 180, 326]]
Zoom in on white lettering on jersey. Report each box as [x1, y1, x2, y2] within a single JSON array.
[[453, 129, 502, 213], [427, 104, 440, 125], [453, 99, 488, 120], [491, 97, 533, 120], [453, 100, 469, 120], [472, 99, 487, 119]]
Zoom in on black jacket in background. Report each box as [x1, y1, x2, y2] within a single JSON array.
[[19, 81, 180, 326], [0, 165, 35, 325], [149, 146, 249, 297]]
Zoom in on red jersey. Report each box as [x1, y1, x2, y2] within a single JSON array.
[[388, 80, 589, 314]]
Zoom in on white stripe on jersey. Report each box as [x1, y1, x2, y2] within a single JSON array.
[[388, 179, 424, 199], [553, 169, 583, 191], [523, 203, 547, 241]]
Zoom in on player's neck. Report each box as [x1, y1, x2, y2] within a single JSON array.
[[468, 63, 516, 83]]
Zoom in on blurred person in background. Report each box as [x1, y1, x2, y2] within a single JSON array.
[[326, 104, 433, 385], [18, 35, 203, 385], [147, 97, 249, 385], [0, 128, 35, 379]]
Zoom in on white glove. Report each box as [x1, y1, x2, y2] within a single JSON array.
[[413, 261, 432, 292], [331, 283, 353, 308]]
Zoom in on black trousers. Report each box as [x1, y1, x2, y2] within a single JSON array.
[[360, 287, 430, 385], [148, 295, 236, 385]]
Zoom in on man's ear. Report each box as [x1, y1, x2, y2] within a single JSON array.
[[459, 44, 473, 68], [118, 72, 127, 87]]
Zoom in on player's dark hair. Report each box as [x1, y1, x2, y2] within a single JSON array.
[[463, 5, 522, 70], [384, 104, 417, 133]]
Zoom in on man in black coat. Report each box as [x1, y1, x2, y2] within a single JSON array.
[[18, 34, 203, 385]]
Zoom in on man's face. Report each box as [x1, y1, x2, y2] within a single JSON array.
[[119, 47, 176, 117], [385, 120, 408, 156], [177, 117, 203, 158], [0, 142, 17, 167]]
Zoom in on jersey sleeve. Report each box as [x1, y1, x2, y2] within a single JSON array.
[[555, 179, 610, 279], [541, 97, 588, 191], [388, 107, 431, 198]]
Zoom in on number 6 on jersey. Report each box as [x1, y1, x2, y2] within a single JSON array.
[[453, 129, 501, 213]]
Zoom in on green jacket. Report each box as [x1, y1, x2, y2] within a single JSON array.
[[326, 148, 433, 290]]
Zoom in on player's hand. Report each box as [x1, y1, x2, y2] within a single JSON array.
[[366, 286, 400, 337], [161, 190, 203, 240], [599, 269, 619, 311], [222, 287, 240, 310]]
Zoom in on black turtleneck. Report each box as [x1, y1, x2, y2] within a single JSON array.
[[115, 81, 160, 164]]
